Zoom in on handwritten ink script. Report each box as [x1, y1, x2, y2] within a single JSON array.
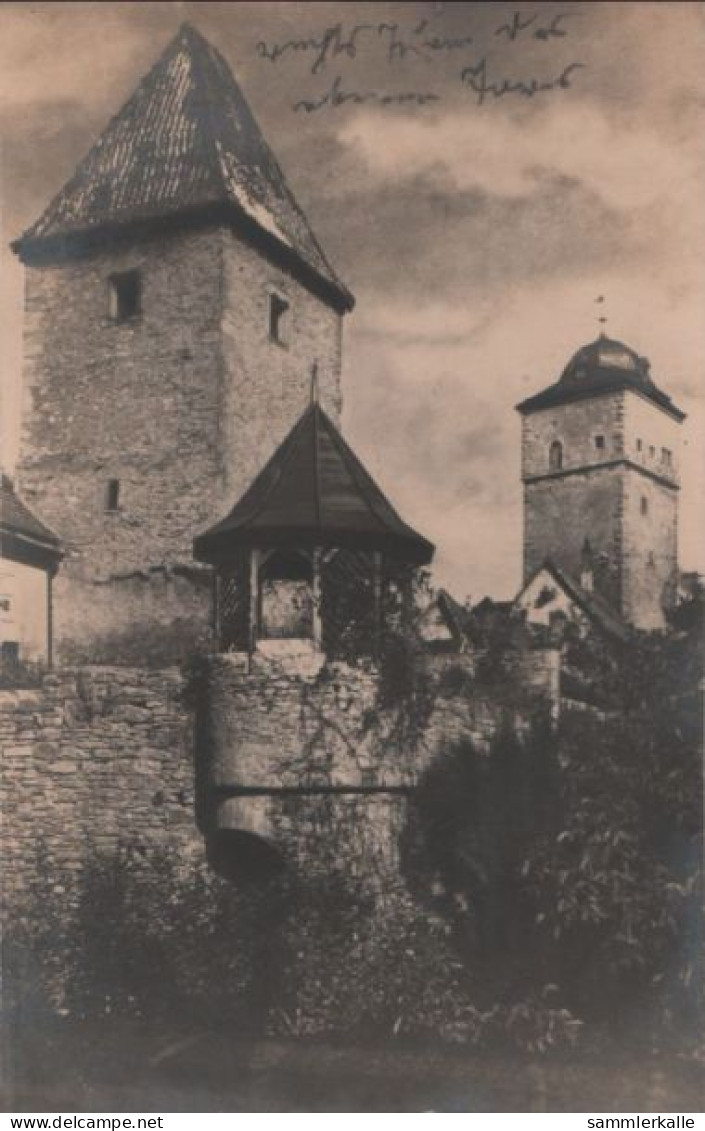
[[461, 59, 583, 106], [255, 9, 584, 112], [294, 77, 440, 114]]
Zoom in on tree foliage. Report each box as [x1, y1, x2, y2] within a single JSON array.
[[402, 620, 703, 1049]]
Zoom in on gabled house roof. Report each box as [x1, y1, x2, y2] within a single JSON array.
[[516, 558, 630, 642], [416, 588, 477, 651], [438, 589, 477, 645], [194, 401, 434, 566], [1, 475, 63, 569], [13, 23, 353, 313]]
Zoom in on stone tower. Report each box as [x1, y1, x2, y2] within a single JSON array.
[[516, 336, 685, 631], [12, 24, 353, 657]]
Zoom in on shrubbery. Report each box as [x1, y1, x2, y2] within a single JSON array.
[[4, 602, 701, 1058], [0, 654, 45, 690], [3, 846, 585, 1054], [401, 622, 703, 1054]]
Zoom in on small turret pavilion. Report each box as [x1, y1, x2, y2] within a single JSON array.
[[194, 382, 434, 662]]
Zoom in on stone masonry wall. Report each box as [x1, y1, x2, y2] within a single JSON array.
[[521, 391, 624, 480], [523, 466, 624, 609], [16, 223, 344, 658], [621, 390, 682, 485], [0, 662, 418, 912], [521, 389, 682, 628], [201, 650, 558, 847], [620, 391, 680, 629], [0, 667, 200, 913], [200, 655, 418, 878], [1, 651, 558, 914], [522, 394, 626, 608], [53, 567, 214, 667], [18, 227, 226, 581], [621, 468, 678, 630], [220, 228, 343, 507]]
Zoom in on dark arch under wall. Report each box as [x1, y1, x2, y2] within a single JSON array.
[[206, 827, 284, 883]]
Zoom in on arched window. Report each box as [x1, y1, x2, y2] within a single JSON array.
[[268, 292, 290, 345], [549, 440, 563, 471]]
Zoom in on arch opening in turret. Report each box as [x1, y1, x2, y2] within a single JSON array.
[[206, 828, 284, 884]]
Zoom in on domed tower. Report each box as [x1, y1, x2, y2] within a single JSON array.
[[516, 336, 686, 631]]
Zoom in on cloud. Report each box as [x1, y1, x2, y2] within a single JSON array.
[[343, 259, 705, 597], [0, 6, 152, 112], [1, 1, 703, 599], [316, 165, 636, 306], [339, 100, 704, 217]]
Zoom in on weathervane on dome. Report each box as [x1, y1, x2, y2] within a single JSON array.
[[595, 294, 608, 334]]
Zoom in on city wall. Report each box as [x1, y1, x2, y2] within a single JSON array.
[[1, 649, 559, 913]]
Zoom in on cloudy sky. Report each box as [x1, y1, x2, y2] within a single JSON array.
[[1, 1, 703, 599]]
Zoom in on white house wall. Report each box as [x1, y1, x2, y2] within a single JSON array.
[[0, 559, 49, 661], [515, 568, 588, 630]]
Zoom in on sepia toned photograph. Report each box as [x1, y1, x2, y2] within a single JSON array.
[[1, 0, 703, 1114]]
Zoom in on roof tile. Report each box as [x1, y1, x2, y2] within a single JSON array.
[[14, 23, 353, 310]]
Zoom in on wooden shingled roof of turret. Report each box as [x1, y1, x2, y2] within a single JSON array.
[[13, 23, 353, 312], [194, 401, 435, 567]]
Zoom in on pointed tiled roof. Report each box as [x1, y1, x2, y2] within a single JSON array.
[[194, 403, 434, 566], [13, 23, 353, 312], [1, 475, 63, 566]]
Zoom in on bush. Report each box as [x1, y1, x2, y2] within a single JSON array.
[[3, 840, 585, 1054], [3, 845, 278, 1033], [6, 622, 698, 1056], [401, 625, 703, 1053], [0, 655, 45, 690]]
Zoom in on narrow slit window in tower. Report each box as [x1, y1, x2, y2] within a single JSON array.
[[109, 270, 142, 322], [594, 434, 605, 451], [106, 479, 120, 512], [640, 495, 648, 516]]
